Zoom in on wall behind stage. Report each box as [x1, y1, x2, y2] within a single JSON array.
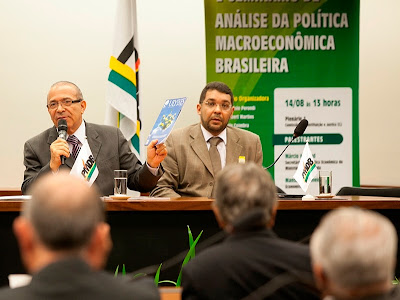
[[0, 0, 398, 190]]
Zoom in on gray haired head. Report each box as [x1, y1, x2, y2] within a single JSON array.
[[48, 81, 83, 100], [310, 207, 397, 292], [214, 162, 277, 228]]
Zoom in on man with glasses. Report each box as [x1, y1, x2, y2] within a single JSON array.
[[22, 81, 167, 196], [150, 81, 263, 198]]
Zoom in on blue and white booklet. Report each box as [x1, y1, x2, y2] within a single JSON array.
[[145, 97, 187, 146]]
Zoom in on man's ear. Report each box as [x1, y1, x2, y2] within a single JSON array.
[[267, 204, 278, 228], [85, 223, 112, 270], [228, 105, 234, 119], [13, 217, 33, 251], [13, 216, 35, 271], [312, 263, 328, 292], [80, 99, 87, 114], [212, 204, 229, 231], [196, 103, 202, 115]]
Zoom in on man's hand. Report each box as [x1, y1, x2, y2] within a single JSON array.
[[146, 140, 167, 168], [49, 138, 70, 172]]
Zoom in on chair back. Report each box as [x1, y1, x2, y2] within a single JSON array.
[[337, 187, 400, 197]]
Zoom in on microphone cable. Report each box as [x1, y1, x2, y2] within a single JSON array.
[[126, 230, 227, 279], [240, 270, 319, 300], [265, 118, 308, 170], [126, 209, 265, 279]]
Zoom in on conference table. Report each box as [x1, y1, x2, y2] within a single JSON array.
[[1, 195, 400, 288]]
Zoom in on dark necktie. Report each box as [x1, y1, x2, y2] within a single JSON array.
[[67, 135, 81, 159], [209, 137, 222, 176]]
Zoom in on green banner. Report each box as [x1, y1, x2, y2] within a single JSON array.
[[205, 0, 359, 194]]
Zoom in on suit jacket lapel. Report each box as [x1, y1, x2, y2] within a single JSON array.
[[85, 123, 101, 161], [226, 127, 243, 164], [190, 124, 214, 176], [47, 127, 58, 145]]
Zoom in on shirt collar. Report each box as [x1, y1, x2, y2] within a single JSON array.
[[200, 124, 227, 145], [67, 120, 86, 144]]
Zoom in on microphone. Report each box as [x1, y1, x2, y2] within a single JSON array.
[[265, 119, 308, 170], [57, 119, 68, 165], [293, 118, 308, 139]]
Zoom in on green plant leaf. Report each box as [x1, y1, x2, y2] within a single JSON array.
[[122, 264, 126, 276], [154, 263, 163, 286], [133, 273, 147, 279], [158, 280, 177, 286], [114, 265, 119, 277], [176, 230, 203, 287], [187, 225, 195, 259], [393, 276, 399, 285]]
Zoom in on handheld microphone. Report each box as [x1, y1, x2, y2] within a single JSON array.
[[265, 119, 308, 170], [57, 119, 68, 165]]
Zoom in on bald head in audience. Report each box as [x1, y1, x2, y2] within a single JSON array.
[[0, 172, 160, 299], [310, 207, 398, 300], [15, 172, 111, 273]]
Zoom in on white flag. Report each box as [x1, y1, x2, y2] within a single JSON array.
[[70, 140, 99, 186], [293, 142, 318, 193], [105, 0, 141, 159]]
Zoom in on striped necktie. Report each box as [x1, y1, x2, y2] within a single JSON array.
[[67, 135, 81, 159]]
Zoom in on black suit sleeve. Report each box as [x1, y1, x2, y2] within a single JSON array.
[[21, 140, 52, 194], [117, 128, 163, 193], [181, 267, 202, 300]]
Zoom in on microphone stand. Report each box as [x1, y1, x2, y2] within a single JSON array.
[[265, 136, 296, 170], [266, 118, 308, 171]]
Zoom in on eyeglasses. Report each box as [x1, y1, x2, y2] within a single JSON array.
[[47, 99, 82, 110], [203, 101, 232, 111]]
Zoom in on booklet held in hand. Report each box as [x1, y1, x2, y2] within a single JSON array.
[[145, 97, 187, 146]]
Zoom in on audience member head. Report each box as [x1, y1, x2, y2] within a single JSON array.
[[47, 81, 86, 135], [310, 207, 397, 299], [14, 172, 112, 273], [213, 162, 277, 232]]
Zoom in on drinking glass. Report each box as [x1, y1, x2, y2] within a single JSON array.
[[319, 171, 332, 195], [114, 170, 127, 196]]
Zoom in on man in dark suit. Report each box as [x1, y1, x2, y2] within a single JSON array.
[[150, 81, 263, 198], [0, 172, 159, 299], [181, 162, 319, 300], [310, 207, 400, 300], [22, 81, 167, 196]]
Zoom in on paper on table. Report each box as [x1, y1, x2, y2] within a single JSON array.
[[127, 196, 170, 201], [0, 195, 31, 201], [101, 196, 170, 201], [8, 274, 32, 288]]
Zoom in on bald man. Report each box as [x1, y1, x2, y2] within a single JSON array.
[[0, 172, 159, 300]]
